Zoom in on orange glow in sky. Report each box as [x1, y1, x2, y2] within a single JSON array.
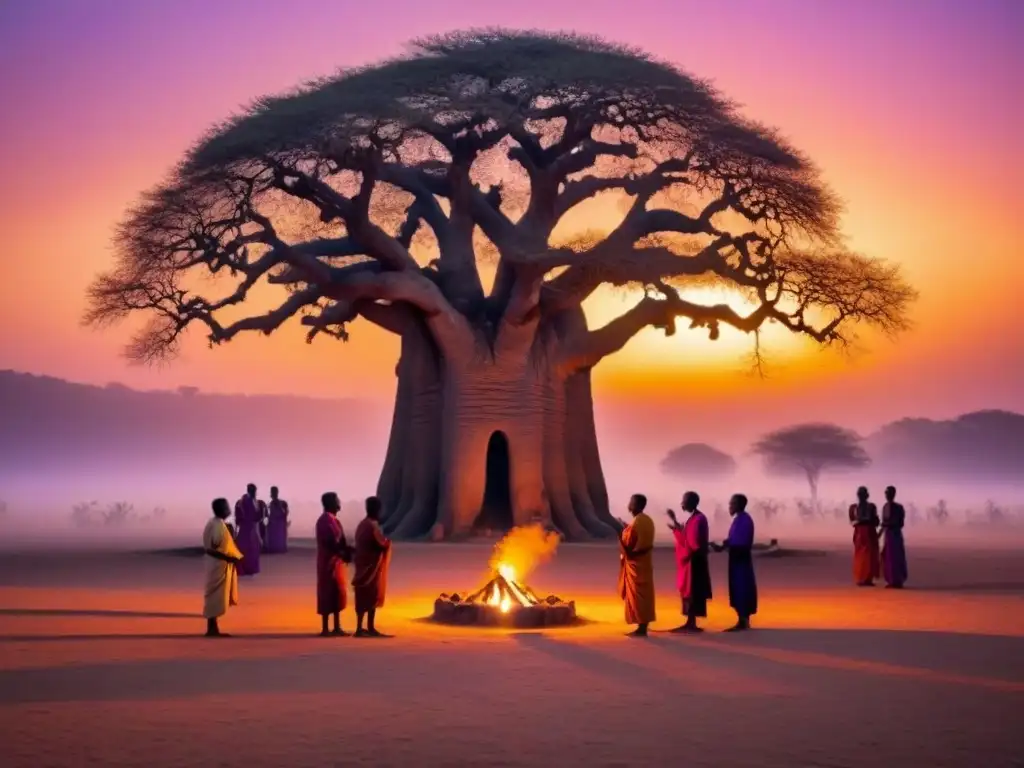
[[0, 1, 1020, 435]]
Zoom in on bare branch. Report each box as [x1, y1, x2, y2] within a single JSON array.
[[561, 249, 914, 373]]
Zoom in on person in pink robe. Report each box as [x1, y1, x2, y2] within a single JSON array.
[[667, 490, 712, 633], [316, 491, 352, 636], [234, 483, 264, 576], [265, 486, 289, 554], [352, 496, 393, 638]]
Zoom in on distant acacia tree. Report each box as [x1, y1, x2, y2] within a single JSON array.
[[752, 498, 782, 523], [70, 501, 99, 528], [928, 499, 949, 524], [85, 30, 912, 540], [102, 502, 135, 527], [752, 423, 870, 505], [660, 443, 736, 480]]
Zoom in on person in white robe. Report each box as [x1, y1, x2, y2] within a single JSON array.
[[203, 497, 243, 637]]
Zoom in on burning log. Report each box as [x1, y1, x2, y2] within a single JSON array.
[[432, 563, 577, 628]]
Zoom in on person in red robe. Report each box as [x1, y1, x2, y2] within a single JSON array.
[[352, 496, 393, 638], [849, 486, 881, 586], [315, 491, 352, 636]]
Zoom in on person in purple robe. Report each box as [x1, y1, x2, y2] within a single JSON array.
[[265, 486, 290, 554], [880, 485, 909, 588], [316, 491, 352, 636], [667, 490, 712, 633], [233, 483, 264, 576], [713, 493, 758, 631]]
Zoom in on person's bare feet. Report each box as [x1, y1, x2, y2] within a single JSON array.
[[331, 628, 349, 637], [205, 631, 231, 638], [626, 628, 648, 638], [724, 623, 749, 632], [669, 624, 703, 633]]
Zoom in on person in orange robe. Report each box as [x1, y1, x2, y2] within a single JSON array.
[[315, 491, 352, 636], [352, 496, 393, 638], [617, 493, 657, 637], [849, 486, 881, 586]]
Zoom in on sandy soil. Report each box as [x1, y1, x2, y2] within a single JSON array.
[[0, 542, 1022, 767]]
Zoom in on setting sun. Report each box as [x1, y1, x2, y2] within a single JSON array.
[[584, 284, 810, 373]]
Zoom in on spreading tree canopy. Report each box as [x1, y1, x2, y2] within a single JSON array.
[[84, 30, 915, 540], [660, 443, 737, 480], [752, 423, 871, 503]]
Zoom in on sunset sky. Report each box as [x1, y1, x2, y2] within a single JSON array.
[[1, 0, 1021, 443]]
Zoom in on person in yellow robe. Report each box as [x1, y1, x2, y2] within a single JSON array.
[[617, 493, 656, 637], [203, 497, 244, 637]]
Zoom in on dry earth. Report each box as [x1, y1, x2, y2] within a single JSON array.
[[0, 542, 1022, 767]]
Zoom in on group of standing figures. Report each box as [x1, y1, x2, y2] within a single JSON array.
[[617, 486, 911, 638], [230, 483, 291, 575], [201, 489, 393, 639], [850, 485, 909, 589]]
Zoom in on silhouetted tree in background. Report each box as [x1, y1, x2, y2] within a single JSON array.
[[71, 501, 99, 528], [85, 30, 912, 540], [928, 499, 949, 524], [660, 443, 736, 480], [752, 423, 870, 505]]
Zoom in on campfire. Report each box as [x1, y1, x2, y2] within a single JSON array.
[[431, 525, 578, 628]]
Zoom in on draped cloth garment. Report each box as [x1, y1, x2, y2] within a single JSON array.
[[618, 512, 656, 625], [352, 518, 392, 613], [203, 517, 242, 619], [674, 511, 712, 617]]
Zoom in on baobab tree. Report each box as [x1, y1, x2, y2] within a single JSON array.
[[752, 423, 871, 506], [85, 30, 913, 540]]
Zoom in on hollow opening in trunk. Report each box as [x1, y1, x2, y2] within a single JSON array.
[[474, 430, 513, 533]]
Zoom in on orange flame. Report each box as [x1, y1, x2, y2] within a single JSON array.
[[487, 523, 560, 583]]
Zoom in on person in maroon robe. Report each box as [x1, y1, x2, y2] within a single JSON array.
[[352, 496, 393, 638], [315, 491, 352, 636]]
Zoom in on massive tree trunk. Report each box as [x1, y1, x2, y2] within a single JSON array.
[[378, 310, 617, 541]]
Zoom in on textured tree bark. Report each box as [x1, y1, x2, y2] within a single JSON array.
[[379, 318, 443, 538], [376, 310, 618, 541]]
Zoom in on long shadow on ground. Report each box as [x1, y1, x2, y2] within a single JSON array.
[[0, 608, 199, 619], [652, 627, 1024, 688]]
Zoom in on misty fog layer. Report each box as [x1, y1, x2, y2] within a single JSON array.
[[1, 371, 1022, 548]]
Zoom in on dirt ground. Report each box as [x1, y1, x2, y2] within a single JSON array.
[[0, 542, 1021, 767]]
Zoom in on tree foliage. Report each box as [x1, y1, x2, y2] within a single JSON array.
[[84, 28, 914, 366], [751, 423, 870, 501], [660, 443, 737, 479]]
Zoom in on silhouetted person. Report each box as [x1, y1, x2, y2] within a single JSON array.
[[616, 493, 656, 637], [203, 498, 243, 637], [880, 486, 908, 588], [849, 486, 880, 586], [234, 483, 264, 575], [316, 491, 352, 636], [668, 491, 712, 632], [713, 494, 758, 631], [265, 485, 289, 554], [352, 496, 393, 638]]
